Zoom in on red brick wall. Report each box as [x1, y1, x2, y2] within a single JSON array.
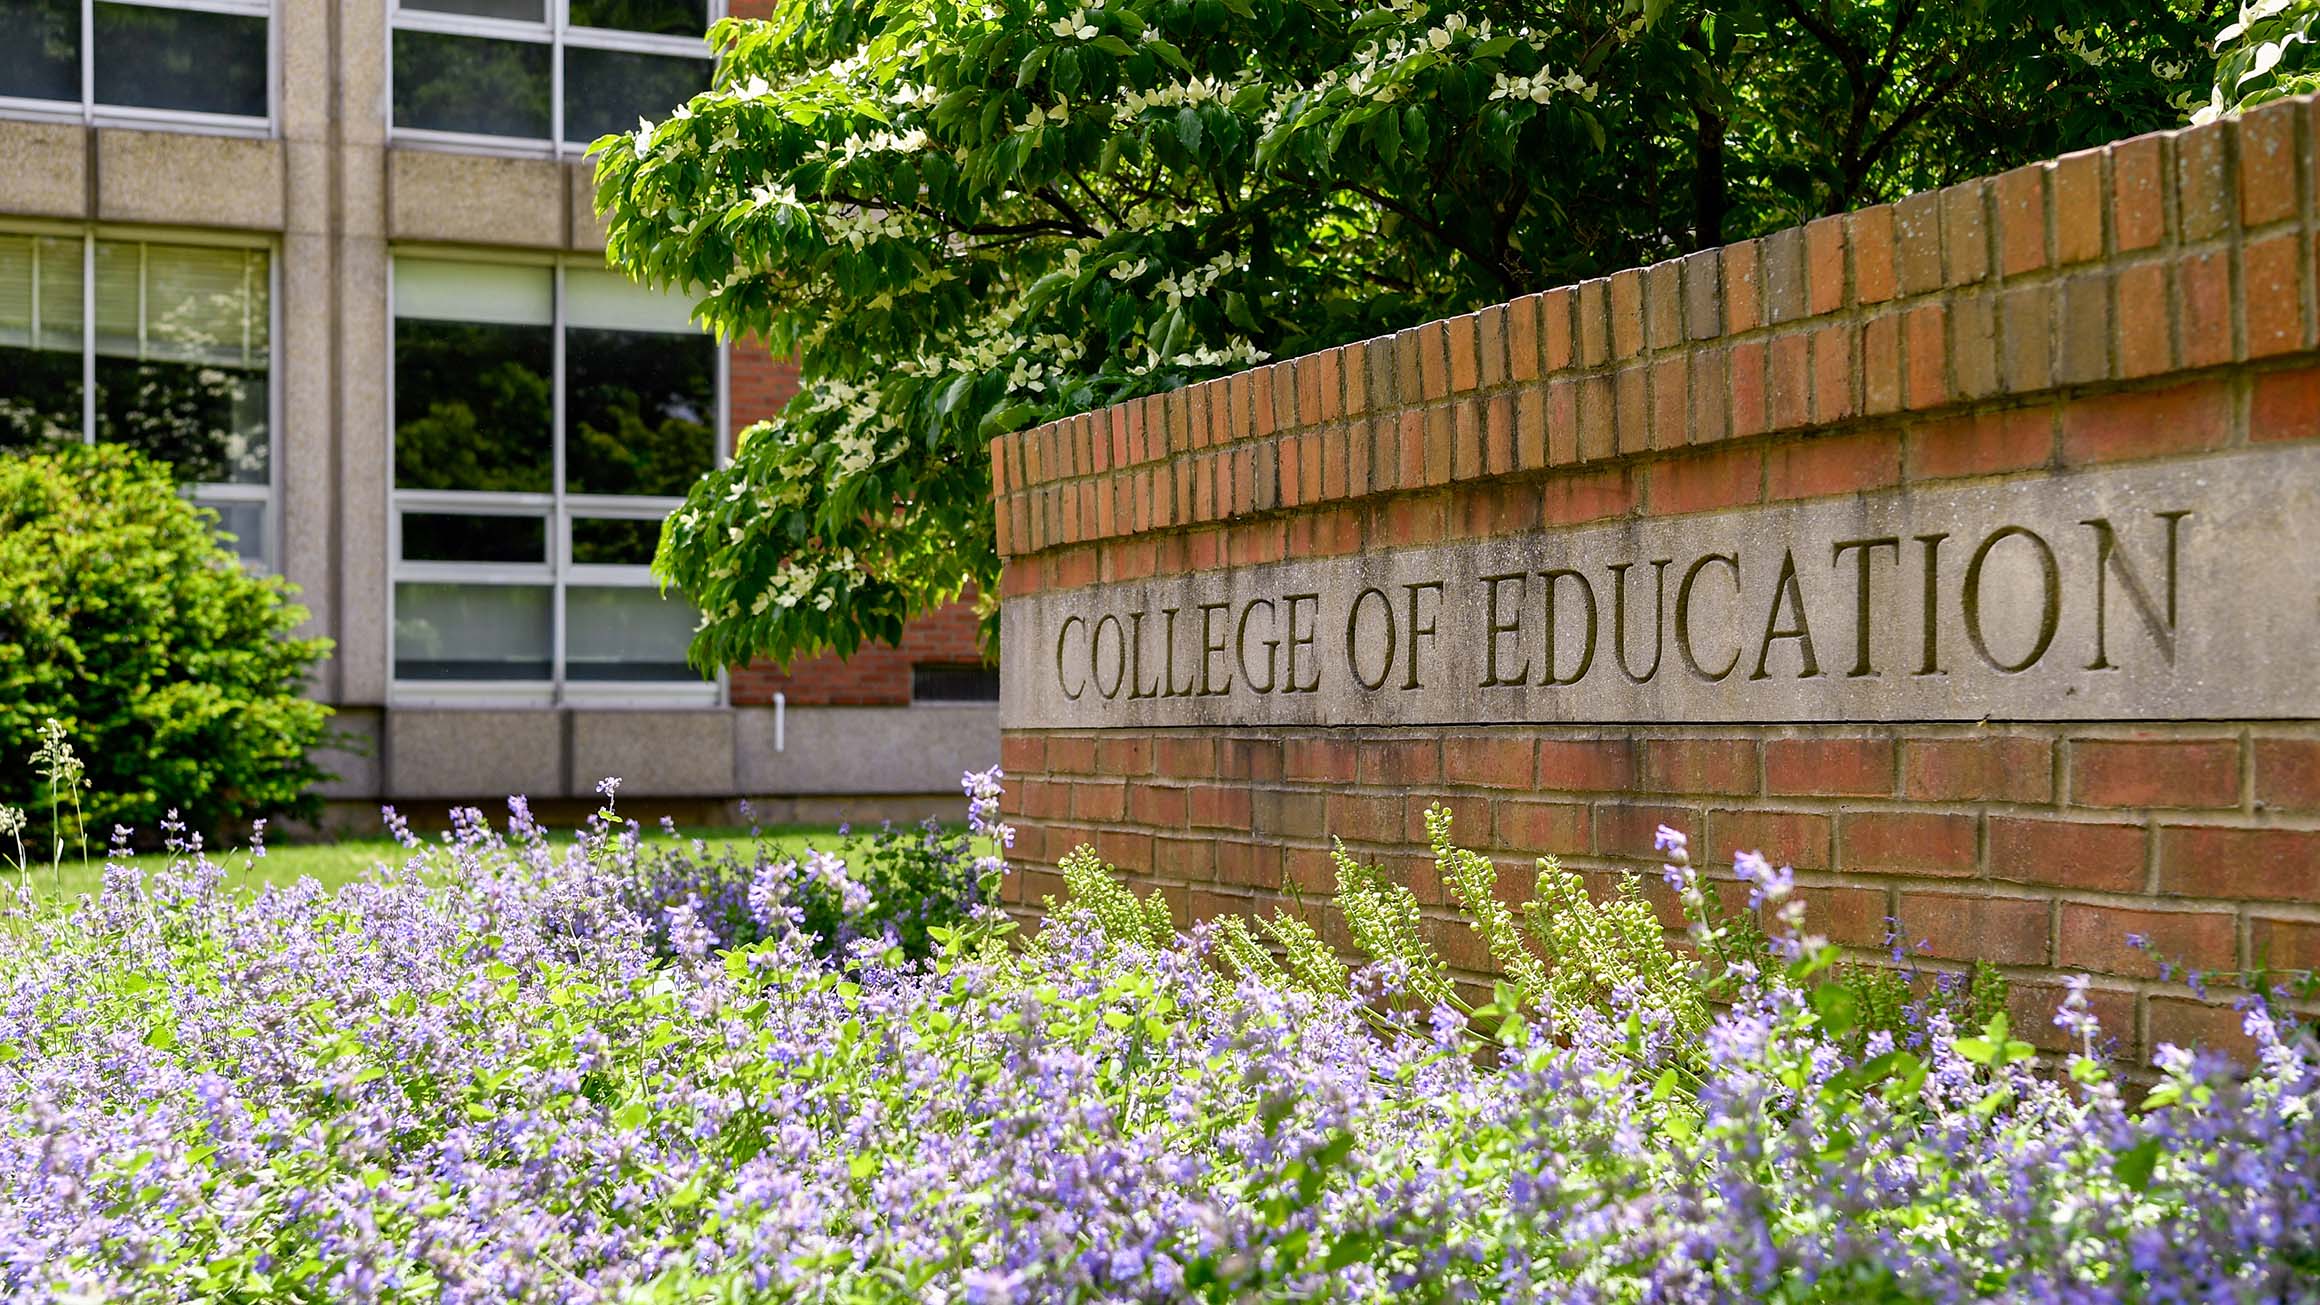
[[724, 336, 990, 705], [990, 99, 2320, 1063]]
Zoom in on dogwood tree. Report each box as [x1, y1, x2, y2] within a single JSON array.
[[593, 0, 2219, 669]]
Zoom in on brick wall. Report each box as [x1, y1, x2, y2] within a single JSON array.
[[989, 98, 2320, 1063], [725, 336, 990, 705]]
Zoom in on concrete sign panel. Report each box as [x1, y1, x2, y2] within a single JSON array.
[[1002, 448, 2320, 727]]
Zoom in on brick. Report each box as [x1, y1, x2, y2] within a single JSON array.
[[1188, 785, 1252, 829], [1476, 305, 1507, 389], [1408, 793, 1492, 847], [1327, 791, 1406, 846], [1129, 784, 1189, 828], [2252, 363, 2320, 442], [1769, 332, 1810, 430], [1094, 738, 1153, 779], [1722, 240, 1761, 333], [1850, 205, 1897, 304], [2061, 902, 2235, 981], [1894, 190, 1944, 295], [1842, 811, 1978, 877], [1253, 789, 1327, 840], [1907, 406, 2052, 482], [2054, 272, 2111, 386], [2243, 231, 2305, 358], [2070, 738, 2241, 810], [1762, 227, 1806, 324], [1497, 800, 1589, 857], [1898, 891, 2047, 964], [1902, 735, 2055, 803], [1993, 163, 2049, 277], [2148, 996, 2258, 1062], [1689, 346, 1731, 443], [2114, 262, 2171, 378], [1767, 429, 1900, 501], [1988, 816, 2147, 892], [1682, 249, 1722, 340], [2250, 914, 2320, 970], [1610, 268, 1646, 358], [1219, 737, 1284, 783], [1576, 374, 1616, 461], [2237, 97, 2301, 227], [2176, 122, 2233, 242], [1094, 828, 1152, 873], [1444, 736, 1536, 788], [1951, 292, 2000, 399], [2008, 979, 2136, 1055], [1902, 305, 1947, 410], [1360, 739, 1441, 787], [1647, 446, 1762, 516], [1730, 339, 1769, 436], [1614, 365, 1649, 456], [1154, 737, 1213, 779], [1578, 279, 1612, 366], [2158, 825, 2320, 902], [1998, 283, 2054, 393], [1794, 884, 1892, 947], [1215, 840, 1282, 889], [1942, 180, 1990, 286], [1000, 733, 1047, 774], [2052, 148, 2105, 266], [1809, 324, 1857, 424], [1640, 737, 1757, 796], [1505, 297, 1540, 382], [2177, 250, 2232, 370], [2059, 378, 2231, 465], [1766, 737, 1895, 797], [1446, 312, 1479, 393], [1707, 807, 1833, 870], [2111, 133, 2165, 252], [1862, 314, 1902, 415], [1536, 738, 1639, 792], [1541, 287, 1576, 370], [1047, 736, 1099, 774], [1805, 214, 1847, 314], [1650, 355, 1690, 450], [2254, 737, 2320, 812], [1594, 802, 1703, 862]]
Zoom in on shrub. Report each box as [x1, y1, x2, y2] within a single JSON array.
[[2, 787, 2315, 1300], [0, 445, 333, 845]]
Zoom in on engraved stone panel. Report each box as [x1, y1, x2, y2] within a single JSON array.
[[1002, 448, 2320, 727]]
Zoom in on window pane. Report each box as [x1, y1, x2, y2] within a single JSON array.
[[393, 318, 553, 492], [93, 3, 267, 118], [565, 327, 714, 496], [395, 583, 551, 681], [0, 235, 82, 452], [569, 0, 707, 37], [203, 500, 267, 567], [565, 586, 698, 681], [90, 241, 270, 484], [563, 46, 708, 143], [401, 512, 547, 564], [400, 0, 544, 20], [572, 517, 662, 565], [913, 664, 1001, 703], [393, 30, 550, 138], [0, 0, 78, 103]]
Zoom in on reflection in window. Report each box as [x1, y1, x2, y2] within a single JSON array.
[[565, 327, 714, 496], [401, 513, 548, 565], [394, 583, 554, 681], [1, 0, 271, 121], [0, 0, 78, 103], [92, 3, 267, 118], [390, 30, 553, 140], [393, 320, 555, 492], [570, 0, 707, 37], [572, 517, 662, 566], [562, 46, 711, 144], [566, 586, 697, 681], [913, 664, 1002, 703], [0, 231, 274, 566]]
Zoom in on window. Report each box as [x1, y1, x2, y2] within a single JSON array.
[[389, 255, 722, 702], [912, 664, 1001, 704], [389, 0, 718, 153], [0, 227, 275, 567], [0, 0, 272, 129]]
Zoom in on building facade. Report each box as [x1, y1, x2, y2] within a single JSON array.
[[0, 0, 996, 827]]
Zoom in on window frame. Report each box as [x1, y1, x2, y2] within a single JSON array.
[[0, 218, 281, 571], [386, 0, 722, 158], [386, 247, 728, 709], [0, 0, 277, 137]]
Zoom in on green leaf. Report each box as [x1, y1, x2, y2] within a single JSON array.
[[1017, 46, 1050, 87], [2113, 1137, 2162, 1190], [1174, 106, 1204, 155]]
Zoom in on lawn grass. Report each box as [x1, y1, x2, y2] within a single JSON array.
[[1, 825, 857, 906]]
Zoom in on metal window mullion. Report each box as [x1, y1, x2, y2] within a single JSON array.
[[551, 262, 568, 702], [559, 25, 716, 56], [100, 0, 271, 17], [79, 0, 93, 124], [79, 235, 94, 443], [548, 0, 565, 153], [387, 8, 551, 40]]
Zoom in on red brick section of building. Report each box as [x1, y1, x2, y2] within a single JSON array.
[[990, 98, 2320, 1063], [724, 339, 992, 705]]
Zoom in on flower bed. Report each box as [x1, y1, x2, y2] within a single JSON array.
[[1, 774, 2314, 1300]]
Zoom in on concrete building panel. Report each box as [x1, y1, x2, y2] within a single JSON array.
[[737, 705, 1000, 796], [96, 130, 284, 231], [570, 711, 737, 796], [0, 121, 88, 219], [387, 709, 564, 799], [388, 149, 566, 249]]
